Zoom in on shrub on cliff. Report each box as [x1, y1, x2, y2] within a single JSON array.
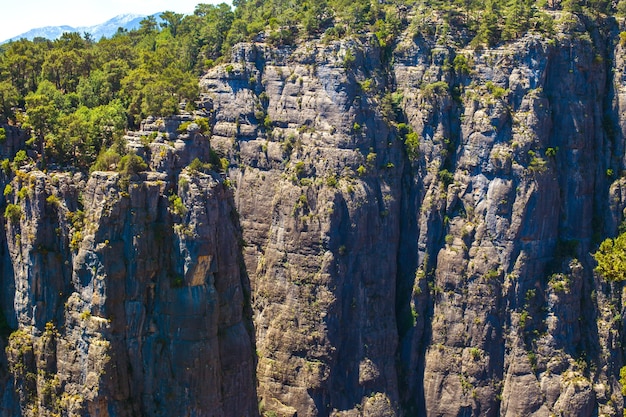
[[594, 232, 626, 282], [91, 149, 122, 172], [118, 152, 148, 176], [4, 203, 21, 223]]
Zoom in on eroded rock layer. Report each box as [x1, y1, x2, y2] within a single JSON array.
[[2, 11, 626, 417]]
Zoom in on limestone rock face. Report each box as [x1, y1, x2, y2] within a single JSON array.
[[3, 11, 626, 417], [0, 126, 258, 416], [198, 14, 626, 416]]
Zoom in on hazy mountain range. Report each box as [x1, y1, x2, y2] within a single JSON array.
[[1, 13, 158, 43]]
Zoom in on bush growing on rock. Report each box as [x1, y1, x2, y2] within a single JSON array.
[[91, 149, 122, 172], [4, 203, 21, 223], [118, 152, 148, 176], [594, 232, 626, 282]]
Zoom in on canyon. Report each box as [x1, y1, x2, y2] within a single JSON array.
[[1, 9, 626, 417]]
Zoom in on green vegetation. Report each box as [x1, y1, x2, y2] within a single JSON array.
[[4, 203, 22, 223], [171, 274, 185, 288], [0, 0, 618, 175], [403, 127, 420, 161], [453, 54, 472, 76], [1, 159, 10, 174], [422, 81, 449, 98], [438, 169, 454, 187], [0, 5, 234, 170], [91, 148, 122, 172], [187, 150, 228, 174], [45, 194, 61, 207], [545, 147, 558, 157], [169, 195, 187, 217], [469, 347, 481, 360], [187, 157, 213, 174], [294, 161, 306, 178], [118, 151, 148, 176], [485, 81, 507, 99], [528, 150, 548, 173], [594, 232, 626, 282], [13, 150, 29, 167]]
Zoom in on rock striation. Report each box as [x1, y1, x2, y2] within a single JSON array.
[[2, 9, 626, 417], [0, 124, 258, 416]]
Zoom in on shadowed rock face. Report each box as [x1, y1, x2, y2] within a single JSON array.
[[0, 132, 258, 416], [2, 11, 626, 417]]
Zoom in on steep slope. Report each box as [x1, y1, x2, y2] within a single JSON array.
[[0, 125, 258, 416], [394, 13, 619, 417], [202, 39, 404, 416], [199, 11, 626, 417], [2, 8, 626, 417]]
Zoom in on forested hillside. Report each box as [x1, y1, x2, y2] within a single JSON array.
[[0, 0, 617, 172]]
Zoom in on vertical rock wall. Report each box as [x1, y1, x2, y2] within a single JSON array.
[[2, 10, 626, 417], [0, 125, 258, 416]]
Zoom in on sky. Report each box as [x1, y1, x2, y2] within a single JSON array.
[[0, 0, 227, 42]]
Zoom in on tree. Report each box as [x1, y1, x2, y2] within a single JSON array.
[[41, 49, 88, 92], [138, 16, 158, 35], [189, 3, 235, 63], [118, 151, 148, 176], [24, 81, 63, 164], [562, 0, 582, 12], [120, 67, 155, 125], [502, 0, 531, 40], [46, 110, 91, 166], [594, 232, 626, 282], [91, 148, 121, 172], [160, 11, 185, 37], [1, 39, 47, 95], [471, 2, 501, 46], [302, 1, 331, 36], [88, 101, 127, 155], [77, 70, 113, 108], [0, 81, 19, 123]]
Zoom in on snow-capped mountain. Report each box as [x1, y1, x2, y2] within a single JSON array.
[[1, 14, 154, 43]]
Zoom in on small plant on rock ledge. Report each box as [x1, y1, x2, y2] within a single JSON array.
[[469, 347, 481, 361], [594, 231, 626, 282], [169, 195, 187, 217], [171, 274, 184, 288], [438, 169, 454, 187], [4, 203, 21, 223]]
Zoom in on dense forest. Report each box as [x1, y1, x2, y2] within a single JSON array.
[[0, 0, 621, 173]]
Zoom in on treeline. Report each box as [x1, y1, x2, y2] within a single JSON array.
[[0, 0, 621, 170], [0, 4, 234, 169], [225, 0, 624, 48]]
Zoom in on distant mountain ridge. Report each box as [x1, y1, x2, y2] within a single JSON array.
[[1, 14, 155, 43]]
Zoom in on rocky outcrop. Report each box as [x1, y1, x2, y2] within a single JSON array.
[[3, 9, 626, 417], [0, 125, 258, 416], [201, 38, 405, 416], [199, 11, 626, 417], [394, 13, 619, 417]]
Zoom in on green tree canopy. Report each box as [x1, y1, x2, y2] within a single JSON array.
[[594, 232, 626, 282]]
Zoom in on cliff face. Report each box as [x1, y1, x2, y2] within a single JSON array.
[[0, 125, 258, 416], [2, 10, 626, 417]]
